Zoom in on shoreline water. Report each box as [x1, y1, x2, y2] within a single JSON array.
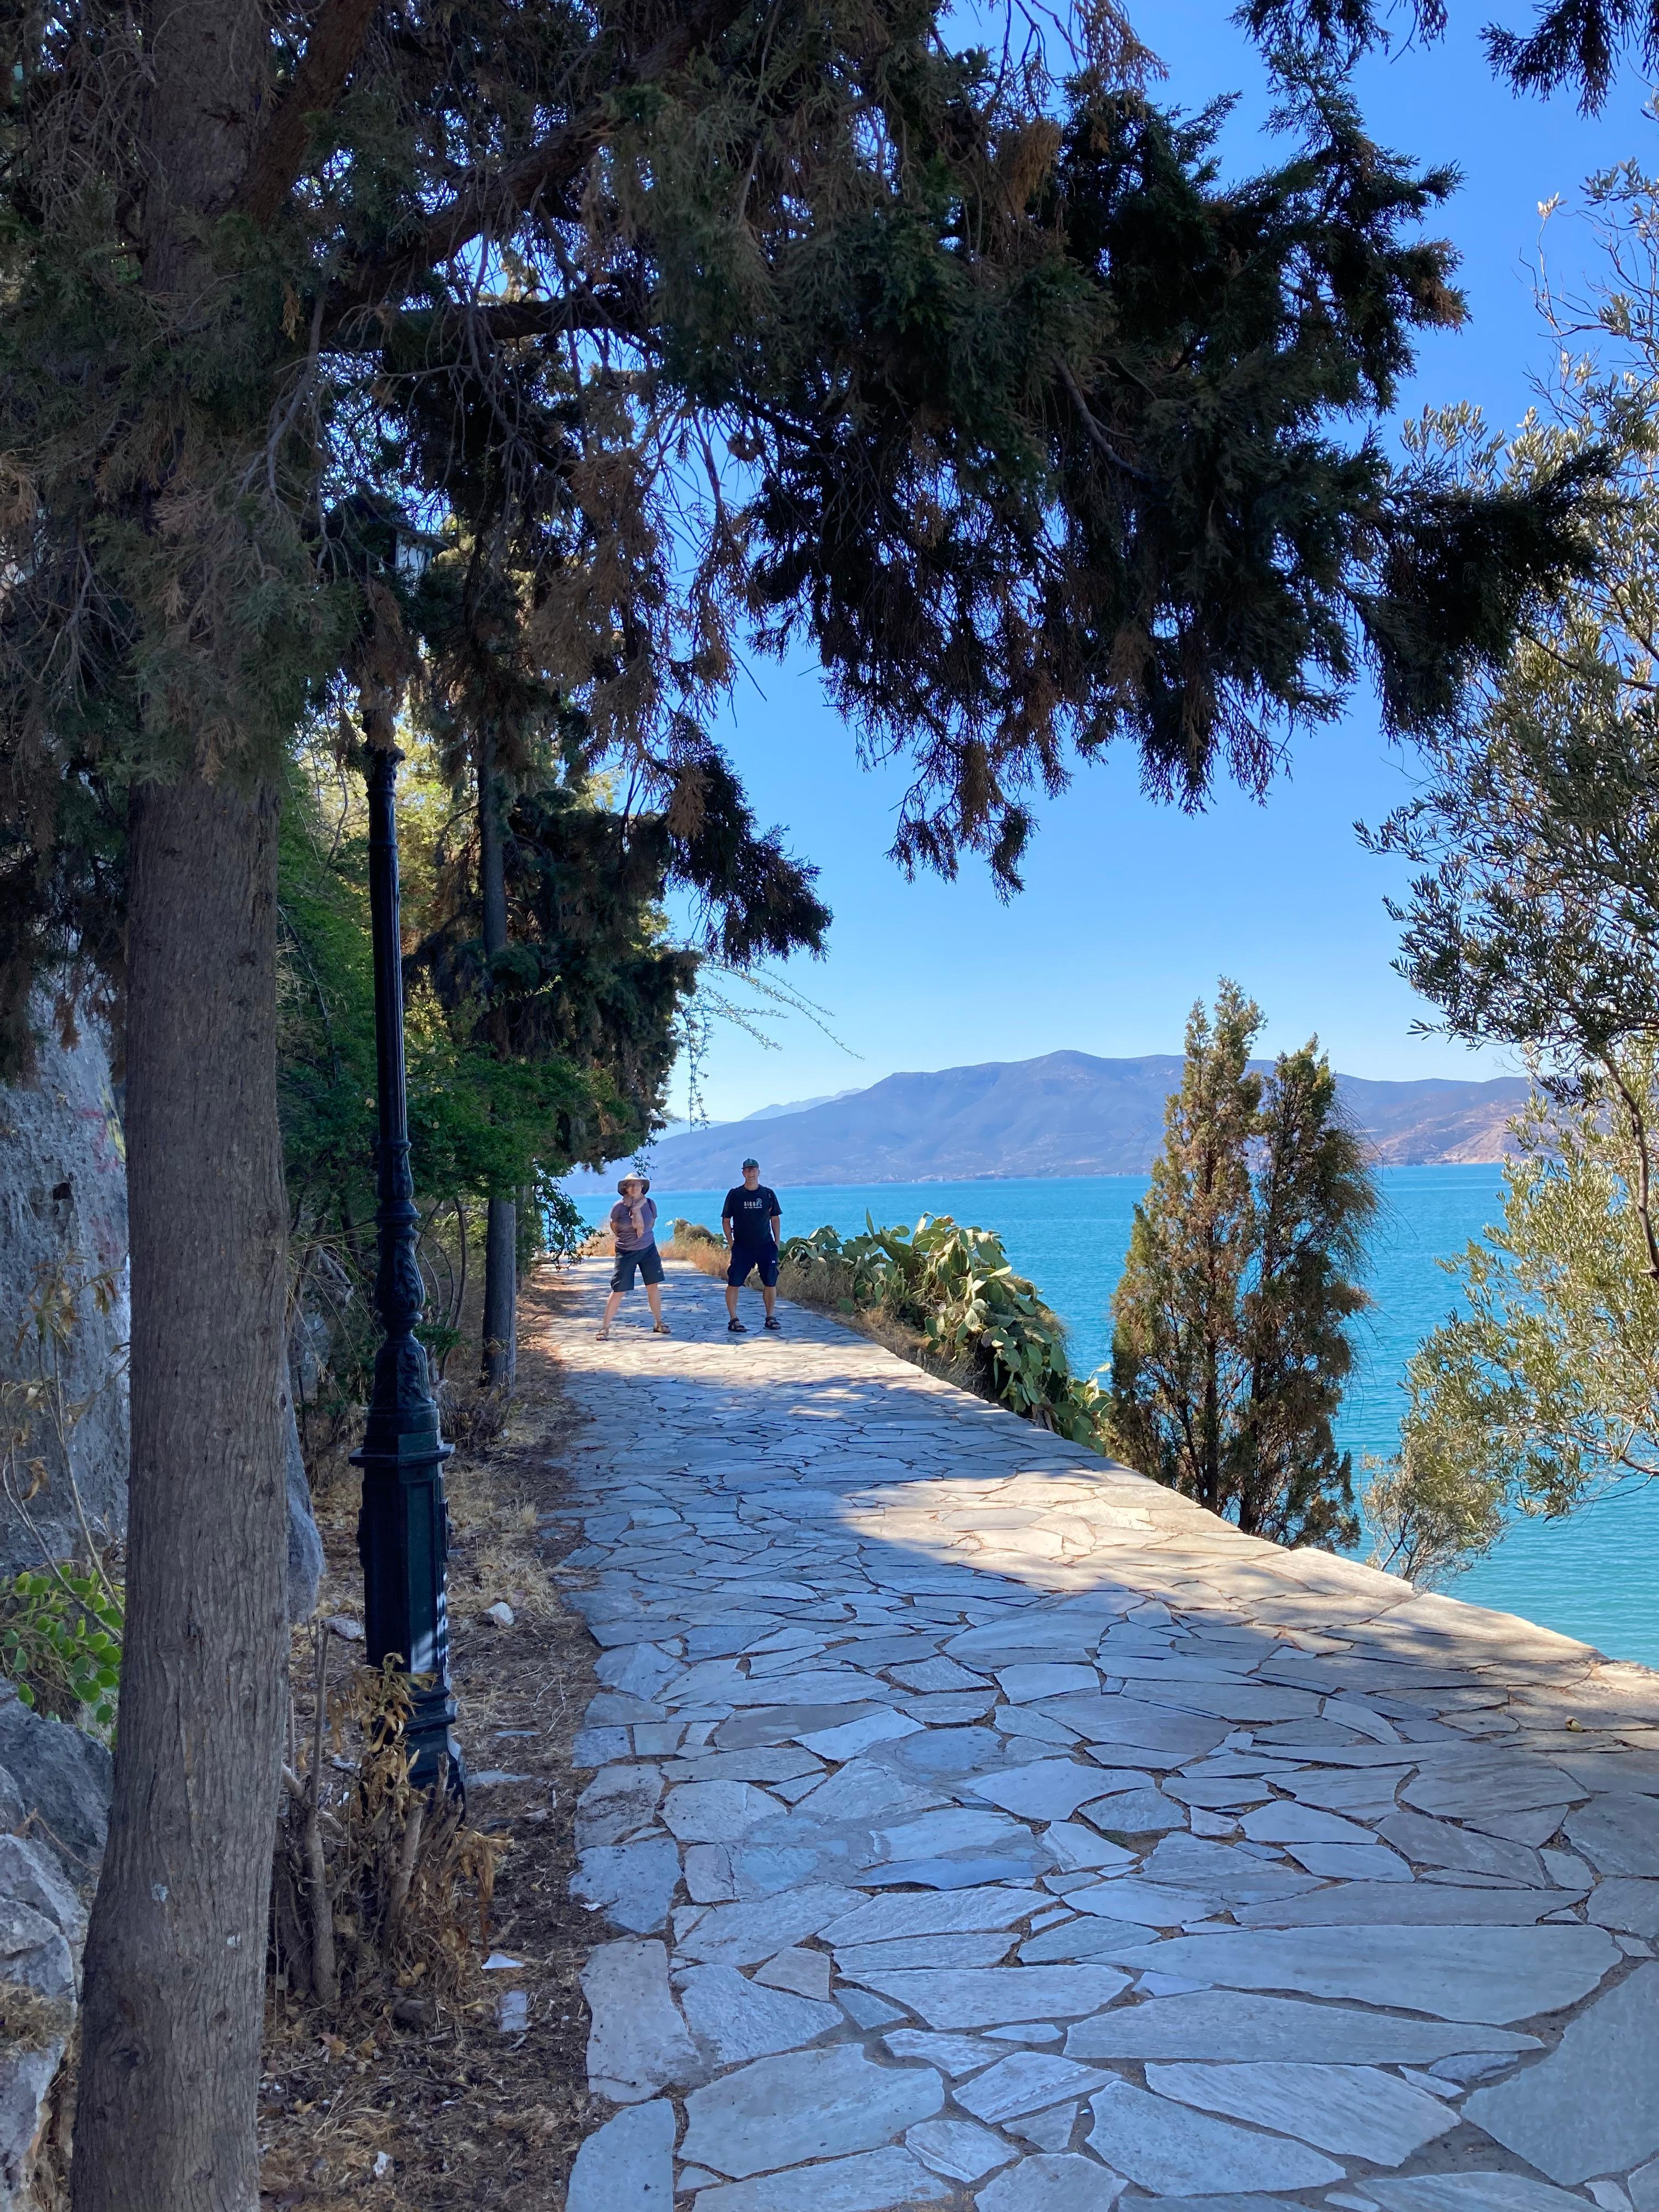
[[574, 1165, 1659, 1667]]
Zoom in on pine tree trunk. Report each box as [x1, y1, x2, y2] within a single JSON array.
[[70, 10, 287, 2204], [482, 1194, 517, 1390], [73, 772, 289, 2212], [478, 751, 516, 1391]]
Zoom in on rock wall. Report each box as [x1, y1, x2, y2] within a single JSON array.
[[0, 1011, 130, 1578], [0, 1017, 323, 2204], [0, 1690, 112, 2211], [0, 999, 325, 1623]]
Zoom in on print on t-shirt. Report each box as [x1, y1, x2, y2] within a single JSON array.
[[723, 1185, 781, 1246]]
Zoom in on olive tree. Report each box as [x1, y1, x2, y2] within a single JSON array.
[[1363, 164, 1659, 1579]]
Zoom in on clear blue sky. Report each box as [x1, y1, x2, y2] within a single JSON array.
[[670, 3, 1637, 1127]]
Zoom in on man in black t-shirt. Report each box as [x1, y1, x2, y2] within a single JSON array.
[[721, 1158, 782, 1334]]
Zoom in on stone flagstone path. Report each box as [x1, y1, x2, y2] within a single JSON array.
[[549, 1259, 1659, 2212]]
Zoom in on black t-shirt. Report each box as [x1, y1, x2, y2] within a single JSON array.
[[724, 1184, 781, 1246]]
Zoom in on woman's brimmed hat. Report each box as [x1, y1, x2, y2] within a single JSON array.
[[617, 1174, 652, 1195]]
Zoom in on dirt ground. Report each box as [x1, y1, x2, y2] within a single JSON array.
[[257, 1263, 599, 2211]]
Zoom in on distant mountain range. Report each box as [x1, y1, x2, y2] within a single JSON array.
[[650, 1088, 862, 1139], [569, 1049, 1527, 1189]]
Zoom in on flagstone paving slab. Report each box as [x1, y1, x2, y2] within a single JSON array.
[[688, 2145, 954, 2211], [969, 1762, 1126, 1821], [843, 1964, 1133, 2027], [1085, 2077, 1344, 2195], [906, 2117, 1016, 2181], [676, 1962, 842, 2066], [955, 2052, 1119, 2124], [1144, 2059, 1459, 2164], [565, 2098, 675, 2212], [679, 2045, 943, 2177], [1465, 1962, 1659, 2184], [582, 1938, 701, 2101], [571, 1837, 682, 1932], [1587, 1876, 1659, 1934], [1233, 1881, 1572, 1925], [1565, 1793, 1659, 1876], [1369, 2177, 1603, 2211], [975, 2153, 1127, 2211], [549, 1260, 1659, 2211], [1082, 1923, 1618, 2019]]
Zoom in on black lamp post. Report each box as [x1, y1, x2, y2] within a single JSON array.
[[350, 741, 464, 1796]]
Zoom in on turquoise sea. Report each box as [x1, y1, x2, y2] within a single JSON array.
[[577, 1166, 1659, 1667]]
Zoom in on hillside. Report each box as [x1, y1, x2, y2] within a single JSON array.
[[573, 1049, 1526, 1188]]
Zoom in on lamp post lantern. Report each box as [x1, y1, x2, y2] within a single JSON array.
[[351, 741, 464, 1796]]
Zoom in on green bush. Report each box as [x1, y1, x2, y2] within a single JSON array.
[[538, 1180, 593, 1267], [780, 1216, 1108, 1448], [0, 1565, 124, 1735]]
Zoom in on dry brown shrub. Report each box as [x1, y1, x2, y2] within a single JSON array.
[[0, 1979, 72, 2053], [270, 1653, 508, 2031]]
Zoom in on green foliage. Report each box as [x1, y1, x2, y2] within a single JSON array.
[[279, 744, 670, 1408], [730, 67, 1598, 883], [0, 0, 1606, 1079], [1367, 171, 1659, 1087], [1367, 1056, 1659, 1580], [1361, 1407, 1508, 1591], [780, 1217, 1108, 1446], [537, 1181, 592, 1268], [1357, 173, 1659, 1581], [1243, 0, 1658, 112], [404, 758, 700, 1175], [1107, 983, 1378, 1548], [0, 1566, 124, 1736], [280, 759, 605, 1232]]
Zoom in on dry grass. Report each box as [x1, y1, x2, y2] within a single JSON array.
[[0, 1979, 72, 2054], [257, 1262, 601, 2210]]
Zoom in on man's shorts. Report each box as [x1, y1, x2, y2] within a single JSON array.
[[727, 1243, 778, 1288], [611, 1242, 665, 1293]]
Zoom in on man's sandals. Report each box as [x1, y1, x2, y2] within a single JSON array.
[[765, 1316, 782, 1331], [728, 1317, 747, 1333]]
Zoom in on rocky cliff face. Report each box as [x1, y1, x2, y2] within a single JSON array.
[[0, 1012, 323, 2207], [0, 1000, 324, 1624], [0, 1009, 131, 1577], [0, 1691, 113, 2208]]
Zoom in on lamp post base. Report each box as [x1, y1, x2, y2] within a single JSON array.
[[352, 1419, 465, 1798]]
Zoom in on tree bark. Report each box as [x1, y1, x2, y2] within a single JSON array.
[[74, 774, 289, 2212], [478, 748, 516, 1392], [71, 9, 287, 2203]]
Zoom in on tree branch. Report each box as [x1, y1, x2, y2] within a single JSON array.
[[1057, 362, 1155, 486], [325, 0, 753, 325], [319, 291, 652, 364], [1601, 1049, 1659, 1283], [236, 0, 382, 225]]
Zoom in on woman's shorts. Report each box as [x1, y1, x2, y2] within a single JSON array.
[[611, 1243, 665, 1292], [727, 1244, 779, 1287]]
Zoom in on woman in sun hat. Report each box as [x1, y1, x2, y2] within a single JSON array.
[[597, 1173, 669, 1339]]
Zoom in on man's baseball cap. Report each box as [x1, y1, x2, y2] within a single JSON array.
[[742, 1156, 760, 1169]]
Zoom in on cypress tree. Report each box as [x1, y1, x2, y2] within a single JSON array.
[[1108, 984, 1376, 1548], [1239, 1040, 1378, 1545], [1107, 983, 1262, 1516]]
